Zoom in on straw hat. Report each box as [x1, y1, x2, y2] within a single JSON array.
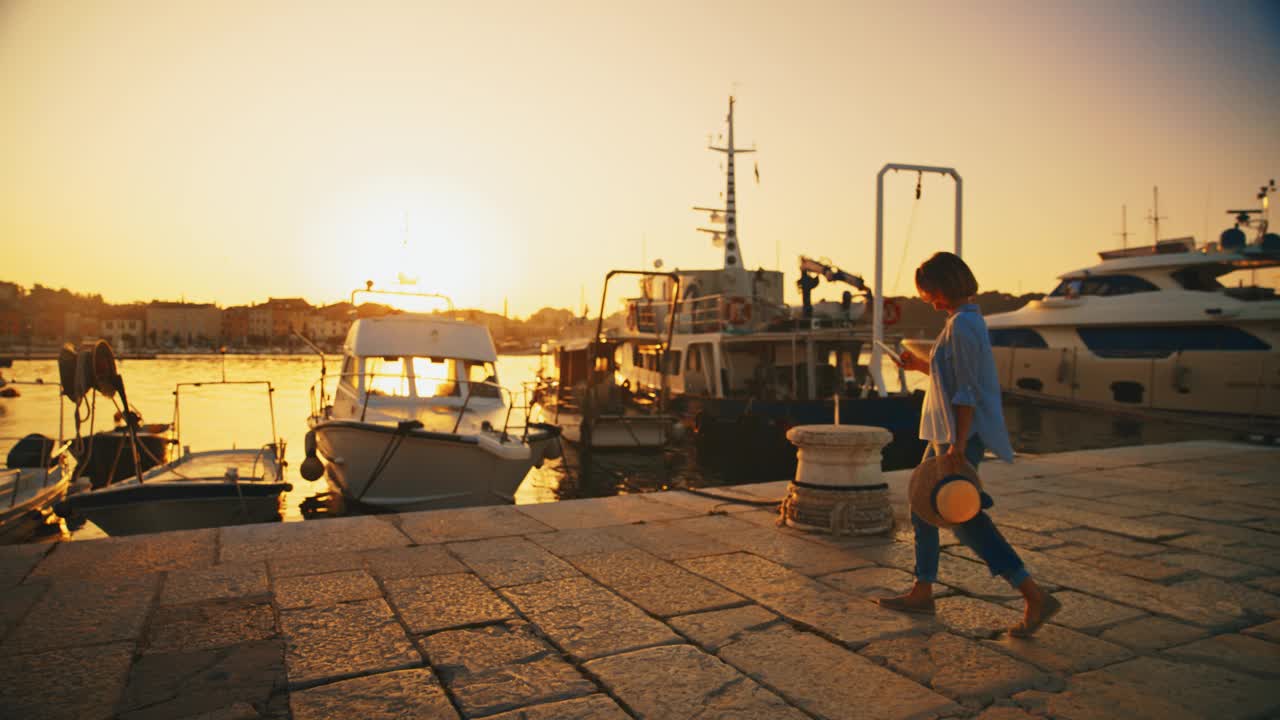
[[908, 454, 983, 528]]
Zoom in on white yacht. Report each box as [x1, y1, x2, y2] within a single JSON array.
[[302, 292, 562, 510], [986, 187, 1279, 422]]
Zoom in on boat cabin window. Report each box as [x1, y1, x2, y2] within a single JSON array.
[[339, 356, 357, 387], [989, 328, 1049, 348], [365, 356, 412, 397], [1049, 275, 1158, 298], [1077, 325, 1271, 358], [1170, 267, 1226, 292], [465, 360, 501, 398]]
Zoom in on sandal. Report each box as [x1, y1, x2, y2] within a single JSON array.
[[1009, 593, 1062, 638]]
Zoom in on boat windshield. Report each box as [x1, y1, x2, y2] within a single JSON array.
[[364, 356, 499, 399], [1048, 274, 1159, 298]]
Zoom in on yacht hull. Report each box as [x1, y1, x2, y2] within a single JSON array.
[[309, 420, 561, 511], [60, 483, 289, 536]]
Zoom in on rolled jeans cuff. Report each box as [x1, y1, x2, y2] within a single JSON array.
[[1002, 566, 1030, 589]]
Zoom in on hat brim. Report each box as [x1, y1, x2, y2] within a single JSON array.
[[908, 454, 982, 529]]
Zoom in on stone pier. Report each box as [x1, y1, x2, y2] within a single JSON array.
[[1, 440, 1278, 719]]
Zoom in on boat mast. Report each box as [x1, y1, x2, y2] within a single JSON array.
[[1146, 186, 1166, 245], [708, 96, 755, 282], [1116, 205, 1130, 249]]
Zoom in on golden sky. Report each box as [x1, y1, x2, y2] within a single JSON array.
[[2, 0, 1278, 315]]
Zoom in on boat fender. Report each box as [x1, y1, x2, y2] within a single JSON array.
[[299, 430, 325, 481], [882, 298, 902, 326]]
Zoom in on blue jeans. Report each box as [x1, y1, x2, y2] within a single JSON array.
[[912, 435, 1030, 588]]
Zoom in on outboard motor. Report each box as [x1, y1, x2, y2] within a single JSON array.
[[299, 430, 325, 481]]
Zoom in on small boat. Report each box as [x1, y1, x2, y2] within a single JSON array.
[[533, 272, 683, 450], [1, 397, 75, 544], [54, 342, 291, 535], [300, 288, 562, 511]]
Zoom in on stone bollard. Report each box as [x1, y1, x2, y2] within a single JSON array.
[[779, 424, 894, 536]]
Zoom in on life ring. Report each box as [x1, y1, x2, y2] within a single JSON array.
[[882, 298, 902, 326], [722, 297, 752, 327]]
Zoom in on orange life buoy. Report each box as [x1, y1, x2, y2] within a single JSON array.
[[883, 298, 902, 326], [723, 297, 751, 327]]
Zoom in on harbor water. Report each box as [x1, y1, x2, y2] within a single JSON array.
[[0, 353, 1241, 540]]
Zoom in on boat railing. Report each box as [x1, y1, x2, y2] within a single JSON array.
[[171, 381, 280, 475], [628, 294, 794, 334]]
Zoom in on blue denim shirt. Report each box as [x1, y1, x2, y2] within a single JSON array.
[[919, 304, 1015, 461]]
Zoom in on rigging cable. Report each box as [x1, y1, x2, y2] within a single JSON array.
[[890, 172, 924, 295]]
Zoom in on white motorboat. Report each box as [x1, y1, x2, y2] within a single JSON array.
[[301, 289, 562, 511], [57, 377, 291, 536], [985, 185, 1280, 422]]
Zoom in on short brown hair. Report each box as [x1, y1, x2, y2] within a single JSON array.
[[915, 252, 978, 302]]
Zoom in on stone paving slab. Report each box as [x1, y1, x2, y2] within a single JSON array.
[[384, 572, 517, 634], [279, 597, 420, 689], [0, 640, 135, 720], [220, 515, 410, 563], [29, 528, 216, 580], [690, 525, 877, 576], [501, 576, 682, 660], [718, 625, 961, 719], [397, 505, 558, 544], [1013, 674, 1202, 720], [607, 521, 740, 560], [1152, 551, 1267, 581], [860, 631, 1060, 705], [584, 643, 810, 720], [568, 547, 745, 617], [273, 569, 382, 609], [1050, 529, 1167, 557], [1243, 618, 1280, 643], [421, 623, 596, 717], [642, 488, 761, 514], [667, 605, 782, 652], [515, 493, 695, 530], [485, 694, 631, 720], [3, 574, 159, 654], [1098, 615, 1211, 652], [1088, 655, 1280, 720], [1027, 508, 1187, 542], [448, 536, 582, 587], [818, 565, 917, 599], [361, 544, 468, 580], [1073, 551, 1189, 582], [1170, 576, 1280, 618], [289, 667, 457, 720], [0, 579, 47, 642], [1007, 590, 1146, 634], [118, 639, 286, 720], [0, 541, 52, 586], [525, 526, 637, 558], [1014, 547, 1247, 629], [1164, 633, 1280, 678], [161, 560, 269, 605], [679, 552, 928, 647], [144, 599, 276, 654]]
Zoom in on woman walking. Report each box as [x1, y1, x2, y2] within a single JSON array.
[[878, 252, 1060, 637]]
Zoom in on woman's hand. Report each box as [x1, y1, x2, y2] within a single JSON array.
[[898, 349, 929, 374], [944, 443, 966, 462]]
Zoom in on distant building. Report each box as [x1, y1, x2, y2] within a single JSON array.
[[0, 308, 21, 341], [221, 306, 250, 347], [102, 305, 146, 352], [265, 298, 312, 341], [146, 301, 220, 347], [304, 303, 352, 343], [0, 281, 21, 304], [63, 311, 101, 341]]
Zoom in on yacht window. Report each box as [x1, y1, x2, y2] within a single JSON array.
[[989, 328, 1049, 348], [1049, 275, 1158, 298], [465, 361, 501, 398], [340, 356, 357, 387], [1170, 267, 1225, 292], [365, 356, 411, 397], [664, 351, 682, 374], [410, 357, 459, 397], [1077, 325, 1271, 358]]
